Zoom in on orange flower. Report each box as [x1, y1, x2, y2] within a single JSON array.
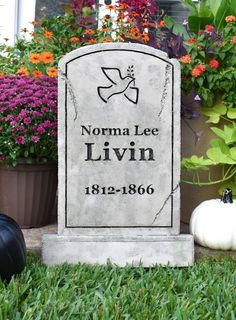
[[102, 14, 111, 21], [20, 28, 28, 33], [115, 18, 124, 25], [188, 37, 196, 43], [116, 35, 124, 42], [205, 25, 214, 32], [209, 59, 219, 69], [117, 3, 129, 10], [179, 54, 192, 64], [29, 53, 42, 64], [141, 33, 150, 43], [32, 70, 42, 78], [44, 31, 53, 38], [30, 21, 37, 26], [191, 65, 206, 78], [141, 21, 149, 27], [105, 5, 116, 10], [118, 12, 126, 19], [41, 51, 54, 64], [85, 29, 95, 35], [132, 12, 139, 18], [131, 27, 139, 34], [231, 37, 236, 43], [159, 20, 166, 28], [17, 67, 29, 76], [225, 15, 236, 23], [47, 67, 58, 77], [70, 37, 80, 43], [100, 25, 110, 32], [191, 68, 201, 78], [103, 38, 113, 43], [0, 71, 4, 76], [88, 39, 97, 44], [128, 17, 136, 24]]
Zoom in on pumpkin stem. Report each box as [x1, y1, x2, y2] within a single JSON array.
[[221, 188, 233, 203]]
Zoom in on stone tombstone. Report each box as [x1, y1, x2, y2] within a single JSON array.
[[42, 43, 194, 267]]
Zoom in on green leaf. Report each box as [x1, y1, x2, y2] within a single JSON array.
[[188, 15, 214, 34], [182, 0, 198, 15], [201, 108, 220, 123], [207, 74, 213, 83], [196, 77, 204, 86], [230, 147, 236, 160], [210, 139, 229, 152], [199, 50, 206, 58], [181, 155, 214, 170], [213, 103, 227, 115], [201, 103, 226, 123], [209, 0, 223, 16], [227, 108, 236, 119], [24, 150, 29, 157], [211, 124, 236, 144], [207, 146, 236, 164], [207, 138, 235, 164], [164, 16, 189, 39], [199, 0, 213, 16], [9, 152, 16, 160], [219, 52, 226, 60]]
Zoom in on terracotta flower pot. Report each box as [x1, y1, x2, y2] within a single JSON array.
[[0, 161, 58, 228]]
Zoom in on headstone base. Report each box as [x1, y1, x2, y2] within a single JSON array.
[[42, 234, 194, 267]]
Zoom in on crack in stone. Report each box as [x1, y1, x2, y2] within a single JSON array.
[[158, 64, 171, 118], [59, 69, 79, 121], [151, 184, 179, 225]]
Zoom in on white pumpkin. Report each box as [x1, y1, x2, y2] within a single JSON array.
[[190, 190, 236, 250]]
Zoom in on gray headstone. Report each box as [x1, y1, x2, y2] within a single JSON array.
[[42, 43, 194, 266]]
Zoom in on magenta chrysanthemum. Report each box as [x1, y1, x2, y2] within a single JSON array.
[[0, 76, 58, 164]]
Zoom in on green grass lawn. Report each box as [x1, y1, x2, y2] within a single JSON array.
[[1, 254, 236, 320]]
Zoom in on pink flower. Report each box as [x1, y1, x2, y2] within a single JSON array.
[[37, 126, 46, 134], [0, 156, 5, 161], [50, 130, 57, 137], [31, 135, 40, 143], [5, 114, 14, 121], [17, 125, 25, 131], [10, 120, 17, 126], [15, 136, 26, 144], [41, 107, 49, 113], [43, 120, 51, 128], [23, 117, 31, 125]]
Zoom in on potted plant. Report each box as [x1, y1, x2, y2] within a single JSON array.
[[180, 15, 236, 222], [0, 75, 58, 228]]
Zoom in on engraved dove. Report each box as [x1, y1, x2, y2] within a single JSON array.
[[97, 67, 139, 104]]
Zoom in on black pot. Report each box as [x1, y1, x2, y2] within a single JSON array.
[[0, 213, 26, 282]]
